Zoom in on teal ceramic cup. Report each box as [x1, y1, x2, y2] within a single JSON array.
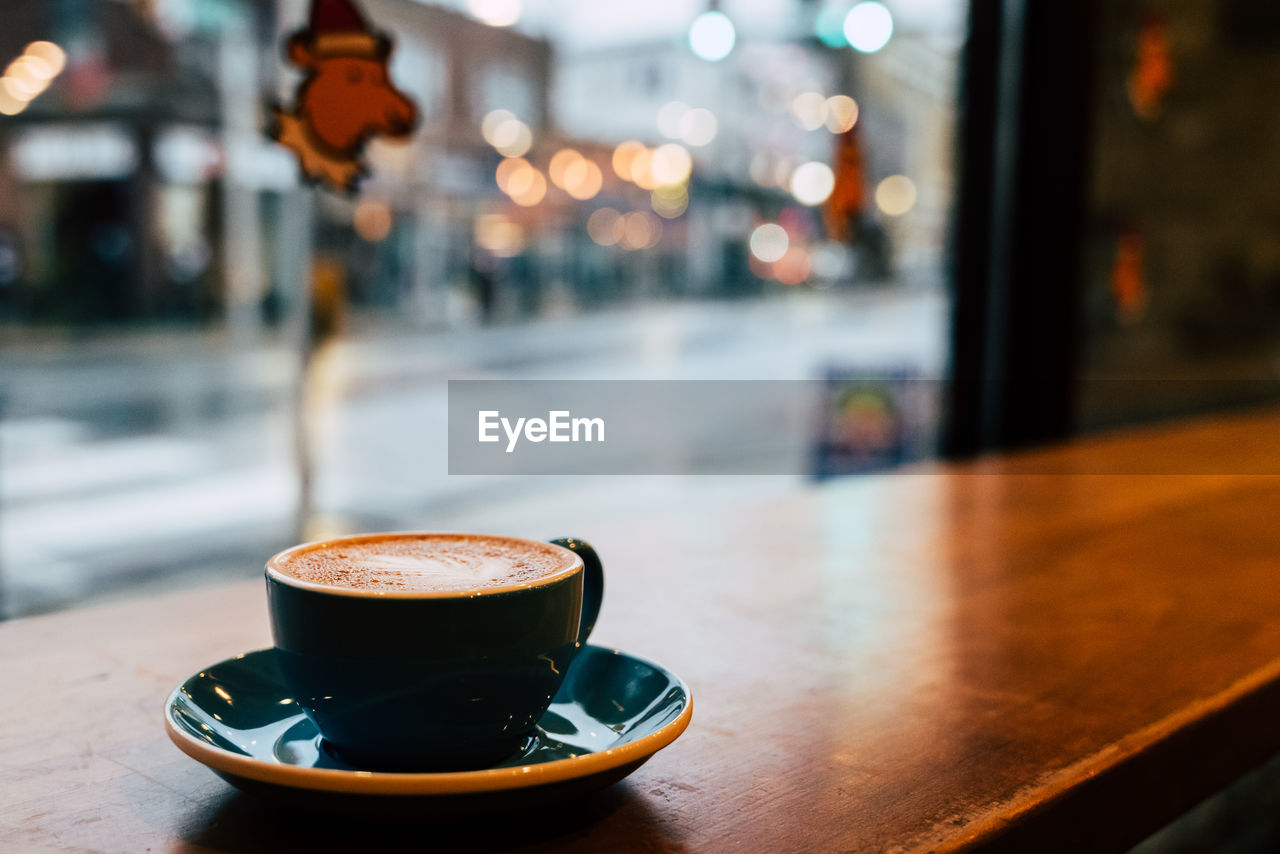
[[265, 533, 603, 771]]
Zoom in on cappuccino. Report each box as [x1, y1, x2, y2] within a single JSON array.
[[268, 533, 578, 595]]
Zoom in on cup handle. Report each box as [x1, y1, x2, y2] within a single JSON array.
[[550, 537, 603, 645]]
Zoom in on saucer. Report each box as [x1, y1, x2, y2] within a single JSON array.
[[165, 645, 692, 819]]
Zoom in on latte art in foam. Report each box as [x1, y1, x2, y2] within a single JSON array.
[[345, 551, 527, 588], [270, 534, 578, 594]]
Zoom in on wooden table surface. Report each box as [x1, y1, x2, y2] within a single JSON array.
[[4, 408, 1280, 853]]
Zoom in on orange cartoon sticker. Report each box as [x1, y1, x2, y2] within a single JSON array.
[[271, 0, 418, 192]]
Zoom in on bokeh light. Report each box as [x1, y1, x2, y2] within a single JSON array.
[[790, 161, 836, 206], [496, 157, 534, 195], [587, 207, 622, 246], [650, 143, 692, 185], [620, 211, 663, 250], [790, 92, 827, 131], [506, 166, 535, 197], [468, 0, 521, 27], [844, 2, 894, 53], [353, 200, 393, 242], [825, 95, 859, 133], [7, 62, 49, 99], [563, 158, 603, 200], [688, 11, 736, 62], [612, 141, 646, 181], [510, 168, 547, 206], [679, 108, 718, 147], [0, 41, 66, 115], [657, 101, 689, 139], [496, 157, 546, 206], [1, 77, 37, 101], [651, 183, 689, 219], [7, 63, 38, 93], [24, 42, 66, 77], [490, 118, 532, 157], [774, 247, 811, 286], [12, 55, 55, 82], [549, 149, 583, 189], [0, 88, 24, 116], [629, 147, 660, 190], [475, 214, 525, 257], [481, 109, 516, 145], [875, 175, 917, 215], [749, 223, 789, 263]]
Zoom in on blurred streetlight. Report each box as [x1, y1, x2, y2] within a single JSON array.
[[24, 42, 66, 76], [475, 214, 525, 257], [651, 183, 689, 219], [489, 118, 532, 157], [482, 109, 515, 144], [468, 0, 521, 28], [0, 41, 67, 116], [875, 175, 917, 215], [750, 224, 789, 263], [844, 2, 894, 53], [510, 169, 547, 206], [791, 161, 835, 206], [651, 144, 692, 185], [612, 141, 646, 180], [790, 92, 827, 131], [825, 96, 859, 133], [563, 158, 603, 200], [689, 10, 735, 62], [549, 149, 583, 188]]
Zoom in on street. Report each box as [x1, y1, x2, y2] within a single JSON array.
[[0, 287, 947, 616]]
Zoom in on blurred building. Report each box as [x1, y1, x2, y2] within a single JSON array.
[[0, 0, 963, 331], [0, 0, 558, 329], [0, 0, 265, 324]]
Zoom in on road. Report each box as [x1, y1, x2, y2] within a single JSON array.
[[0, 287, 947, 617]]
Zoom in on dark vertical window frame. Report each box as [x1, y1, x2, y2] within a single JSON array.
[[944, 0, 1101, 457]]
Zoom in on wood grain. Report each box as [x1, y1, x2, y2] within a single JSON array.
[[3, 407, 1280, 853]]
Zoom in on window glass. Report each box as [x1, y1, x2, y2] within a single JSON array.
[[0, 0, 966, 617], [1078, 1, 1280, 428]]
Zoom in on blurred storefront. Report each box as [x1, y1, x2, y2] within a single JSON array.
[[0, 0, 959, 332]]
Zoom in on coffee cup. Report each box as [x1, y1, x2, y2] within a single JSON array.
[[264, 532, 603, 771]]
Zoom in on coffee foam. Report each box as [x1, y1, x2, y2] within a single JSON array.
[[270, 534, 577, 594]]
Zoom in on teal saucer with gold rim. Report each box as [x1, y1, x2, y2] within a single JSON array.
[[165, 646, 692, 820]]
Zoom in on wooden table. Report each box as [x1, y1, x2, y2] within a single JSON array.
[[4, 408, 1280, 853]]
